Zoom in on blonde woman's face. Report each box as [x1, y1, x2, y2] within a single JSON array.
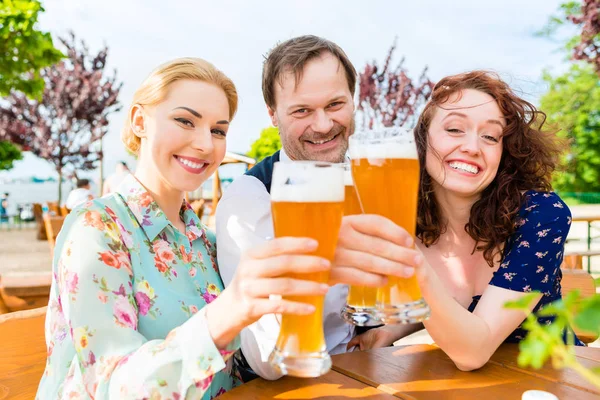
[[136, 79, 229, 193]]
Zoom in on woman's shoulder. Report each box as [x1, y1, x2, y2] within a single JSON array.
[[518, 191, 571, 223], [64, 194, 129, 228]]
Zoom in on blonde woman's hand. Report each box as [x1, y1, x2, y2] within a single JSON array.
[[206, 237, 331, 348]]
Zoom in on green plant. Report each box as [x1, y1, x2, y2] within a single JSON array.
[[0, 0, 64, 98], [505, 290, 600, 388], [0, 140, 23, 170], [247, 126, 281, 162]]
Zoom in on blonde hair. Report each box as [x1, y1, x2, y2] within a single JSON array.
[[122, 57, 238, 155]]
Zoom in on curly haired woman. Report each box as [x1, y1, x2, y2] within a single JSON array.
[[348, 70, 583, 370]]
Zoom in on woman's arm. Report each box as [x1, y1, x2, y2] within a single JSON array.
[[420, 193, 570, 371]]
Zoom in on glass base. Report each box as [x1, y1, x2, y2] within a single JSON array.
[[268, 348, 331, 378], [341, 305, 382, 327], [376, 298, 430, 324]]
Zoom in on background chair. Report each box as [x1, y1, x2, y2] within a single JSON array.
[[0, 306, 48, 400]]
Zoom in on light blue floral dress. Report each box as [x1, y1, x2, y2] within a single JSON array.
[[37, 174, 240, 399]]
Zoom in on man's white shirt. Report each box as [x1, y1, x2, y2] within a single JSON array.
[[215, 148, 354, 380], [65, 188, 92, 210]]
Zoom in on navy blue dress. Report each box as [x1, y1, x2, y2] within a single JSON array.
[[467, 191, 584, 346]]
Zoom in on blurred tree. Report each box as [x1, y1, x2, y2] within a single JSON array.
[[0, 0, 64, 98], [247, 126, 281, 162], [539, 1, 600, 192], [0, 141, 23, 170], [540, 1, 600, 75], [357, 38, 435, 129], [541, 64, 600, 192], [0, 32, 122, 204]]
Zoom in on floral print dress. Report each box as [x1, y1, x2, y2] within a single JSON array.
[[468, 191, 584, 345], [37, 175, 240, 399]]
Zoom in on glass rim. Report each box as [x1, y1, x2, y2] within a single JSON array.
[[273, 160, 344, 168], [349, 126, 414, 142]]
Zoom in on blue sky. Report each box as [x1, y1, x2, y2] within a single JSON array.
[[2, 0, 572, 181]]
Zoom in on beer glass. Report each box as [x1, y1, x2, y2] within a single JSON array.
[[340, 163, 381, 326], [349, 127, 430, 324], [268, 161, 344, 377]]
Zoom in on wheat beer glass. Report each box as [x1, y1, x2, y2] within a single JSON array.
[[349, 127, 430, 324], [268, 161, 344, 377], [340, 163, 381, 326]]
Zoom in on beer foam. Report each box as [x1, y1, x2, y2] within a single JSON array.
[[349, 141, 418, 160], [343, 167, 353, 186], [271, 162, 345, 202]]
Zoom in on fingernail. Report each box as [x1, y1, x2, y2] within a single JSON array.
[[321, 259, 331, 268], [320, 283, 330, 292], [414, 254, 422, 265], [405, 267, 415, 277], [305, 305, 316, 313], [307, 239, 319, 249], [405, 236, 414, 247]]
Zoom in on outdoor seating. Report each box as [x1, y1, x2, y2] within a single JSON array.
[[0, 306, 48, 400], [0, 272, 51, 314], [32, 203, 46, 241], [561, 268, 598, 344], [42, 214, 65, 256]]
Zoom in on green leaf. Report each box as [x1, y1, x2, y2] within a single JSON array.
[[573, 296, 600, 334], [518, 337, 552, 370]]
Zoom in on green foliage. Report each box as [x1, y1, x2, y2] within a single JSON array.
[[0, 0, 64, 98], [0, 140, 23, 170], [505, 289, 600, 387], [536, 1, 581, 38], [247, 126, 281, 162], [540, 64, 600, 192]]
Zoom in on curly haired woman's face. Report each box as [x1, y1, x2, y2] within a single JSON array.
[[425, 89, 504, 198]]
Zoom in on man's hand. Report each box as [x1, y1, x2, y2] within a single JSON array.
[[347, 324, 424, 351]]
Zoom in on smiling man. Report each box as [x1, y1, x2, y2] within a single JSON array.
[[215, 35, 357, 380]]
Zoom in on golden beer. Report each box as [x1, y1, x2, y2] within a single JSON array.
[[271, 201, 344, 354], [269, 161, 344, 377], [349, 128, 430, 324], [341, 169, 380, 328]]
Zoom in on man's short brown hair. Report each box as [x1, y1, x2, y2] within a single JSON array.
[[262, 35, 357, 109]]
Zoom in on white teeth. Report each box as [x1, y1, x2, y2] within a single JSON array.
[[448, 161, 479, 174], [310, 137, 334, 145], [178, 157, 204, 169]]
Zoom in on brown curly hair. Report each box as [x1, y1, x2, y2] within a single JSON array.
[[415, 71, 564, 267]]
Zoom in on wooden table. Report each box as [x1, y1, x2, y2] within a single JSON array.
[[0, 272, 51, 314], [219, 344, 600, 399]]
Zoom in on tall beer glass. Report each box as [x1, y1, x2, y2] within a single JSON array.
[[349, 127, 430, 324], [340, 163, 381, 326], [268, 161, 344, 377]]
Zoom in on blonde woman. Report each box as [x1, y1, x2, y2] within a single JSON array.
[[36, 58, 334, 399]]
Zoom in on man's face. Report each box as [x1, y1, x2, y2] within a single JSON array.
[[268, 52, 355, 163]]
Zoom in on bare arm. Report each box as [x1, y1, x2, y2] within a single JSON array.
[[420, 194, 570, 370]]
